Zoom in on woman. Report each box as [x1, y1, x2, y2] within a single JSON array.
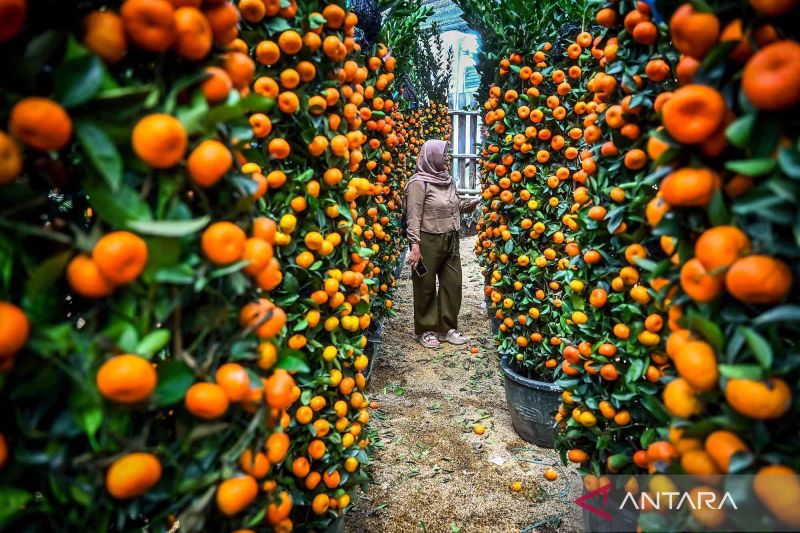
[[405, 139, 480, 348]]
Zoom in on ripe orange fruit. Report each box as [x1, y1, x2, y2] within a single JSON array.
[[0, 130, 22, 184], [753, 464, 800, 527], [106, 452, 162, 499], [83, 10, 127, 63], [567, 449, 589, 463], [694, 226, 750, 272], [131, 113, 187, 168], [725, 255, 792, 304], [673, 340, 718, 392], [663, 377, 702, 418], [120, 0, 176, 53], [646, 441, 677, 464], [742, 40, 800, 111], [266, 431, 290, 463], [9, 97, 72, 151], [239, 449, 269, 478], [173, 6, 212, 60], [224, 51, 255, 89], [680, 258, 723, 302], [185, 382, 230, 419], [544, 467, 558, 480], [201, 221, 246, 265], [267, 491, 293, 526], [0, 301, 30, 359], [662, 85, 725, 144], [265, 369, 295, 409], [187, 139, 232, 187], [96, 354, 157, 403], [725, 377, 791, 420], [660, 167, 720, 207], [216, 475, 258, 516], [704, 430, 749, 473], [749, 0, 798, 17], [669, 3, 720, 59], [215, 363, 250, 402], [92, 231, 149, 285], [202, 66, 233, 103], [239, 298, 287, 339]]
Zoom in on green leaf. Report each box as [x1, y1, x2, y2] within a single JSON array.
[[679, 314, 724, 353], [753, 305, 800, 326], [69, 385, 103, 442], [135, 329, 171, 359], [84, 180, 152, 228], [75, 121, 122, 190], [24, 251, 72, 305], [127, 216, 211, 237], [54, 53, 104, 108], [738, 326, 773, 368], [725, 114, 754, 148], [725, 158, 776, 177], [718, 364, 764, 379], [0, 487, 33, 527], [778, 148, 800, 179], [276, 354, 310, 373], [155, 360, 195, 407]]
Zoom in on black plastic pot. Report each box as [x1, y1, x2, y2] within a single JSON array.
[[581, 486, 639, 532], [362, 318, 384, 383], [500, 354, 561, 448], [326, 515, 345, 533]]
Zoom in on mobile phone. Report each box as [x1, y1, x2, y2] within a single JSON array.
[[414, 260, 428, 277]]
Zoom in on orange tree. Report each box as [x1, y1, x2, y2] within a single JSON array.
[[553, 0, 679, 479], [474, 25, 604, 382], [0, 0, 393, 530], [636, 0, 800, 529]]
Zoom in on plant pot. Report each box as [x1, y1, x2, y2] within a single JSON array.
[[581, 486, 639, 532], [500, 354, 561, 448], [325, 515, 345, 533], [362, 318, 384, 383]]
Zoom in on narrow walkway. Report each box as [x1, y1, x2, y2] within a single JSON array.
[[347, 237, 582, 532]]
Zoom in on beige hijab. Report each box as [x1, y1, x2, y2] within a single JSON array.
[[406, 140, 452, 188]]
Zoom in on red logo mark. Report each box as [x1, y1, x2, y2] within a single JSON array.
[[575, 482, 613, 521]]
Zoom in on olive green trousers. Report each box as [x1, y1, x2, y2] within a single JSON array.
[[412, 230, 462, 335]]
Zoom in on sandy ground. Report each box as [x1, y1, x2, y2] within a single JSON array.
[[346, 237, 583, 533]]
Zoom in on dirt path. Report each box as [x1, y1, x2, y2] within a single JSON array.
[[346, 237, 583, 533]]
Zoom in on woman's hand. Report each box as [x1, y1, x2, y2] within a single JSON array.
[[407, 243, 421, 267]]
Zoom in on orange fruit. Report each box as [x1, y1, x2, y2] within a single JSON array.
[[201, 66, 233, 103], [201, 221, 246, 265], [742, 40, 800, 111], [173, 6, 211, 60], [265, 369, 295, 409], [267, 491, 293, 525], [749, 0, 798, 16], [663, 377, 702, 418], [660, 167, 720, 207], [105, 452, 162, 499], [725, 255, 792, 304], [669, 3, 720, 59], [215, 363, 250, 402], [266, 431, 290, 463], [694, 226, 750, 272], [216, 475, 258, 516], [66, 254, 116, 298], [705, 430, 749, 473], [131, 113, 187, 168], [185, 382, 230, 419], [673, 340, 718, 392], [0, 0, 26, 43], [224, 51, 255, 89], [9, 97, 72, 151], [753, 464, 800, 527], [725, 377, 791, 420], [120, 0, 176, 52], [239, 449, 270, 479], [662, 85, 725, 144], [187, 139, 232, 187], [96, 354, 157, 403], [0, 301, 30, 359], [0, 130, 22, 184], [92, 231, 149, 285], [83, 10, 127, 63], [680, 258, 723, 302]]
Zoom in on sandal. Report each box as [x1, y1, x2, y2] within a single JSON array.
[[418, 331, 441, 349], [438, 329, 469, 345]]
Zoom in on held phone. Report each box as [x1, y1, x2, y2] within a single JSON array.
[[414, 260, 428, 277]]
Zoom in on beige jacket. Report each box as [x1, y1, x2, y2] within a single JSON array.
[[406, 181, 477, 245]]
